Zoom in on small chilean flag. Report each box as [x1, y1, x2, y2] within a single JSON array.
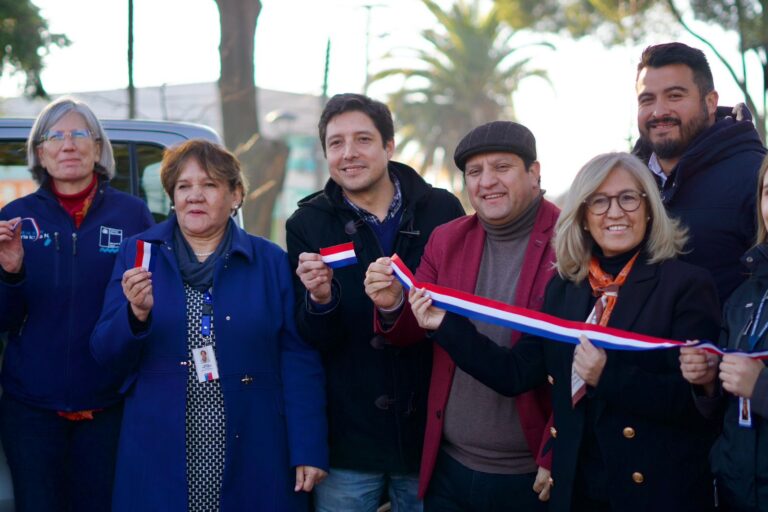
[[134, 240, 154, 270], [205, 372, 214, 381], [320, 242, 358, 269]]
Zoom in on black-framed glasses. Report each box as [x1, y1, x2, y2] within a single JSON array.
[[584, 190, 647, 215]]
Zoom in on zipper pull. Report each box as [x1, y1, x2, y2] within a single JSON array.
[[54, 232, 60, 251], [72, 233, 77, 255]]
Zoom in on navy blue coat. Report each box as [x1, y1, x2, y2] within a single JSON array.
[[0, 179, 153, 410], [634, 106, 767, 303], [91, 217, 328, 511]]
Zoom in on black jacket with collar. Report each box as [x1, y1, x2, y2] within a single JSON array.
[[434, 255, 721, 512], [285, 161, 464, 472], [634, 105, 767, 304], [709, 244, 768, 511]]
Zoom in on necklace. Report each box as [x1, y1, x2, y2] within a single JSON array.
[[194, 251, 214, 257]]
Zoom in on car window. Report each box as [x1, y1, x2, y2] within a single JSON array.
[[0, 141, 35, 209], [111, 142, 169, 222]]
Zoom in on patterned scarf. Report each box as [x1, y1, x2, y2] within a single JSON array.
[[587, 252, 640, 326]]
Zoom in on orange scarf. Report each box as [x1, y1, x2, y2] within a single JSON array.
[[587, 252, 640, 326]]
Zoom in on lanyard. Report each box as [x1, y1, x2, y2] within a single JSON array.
[[201, 288, 213, 337], [747, 288, 768, 350]]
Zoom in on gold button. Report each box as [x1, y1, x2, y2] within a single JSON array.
[[547, 374, 554, 385], [550, 426, 557, 439], [623, 427, 636, 439], [632, 472, 644, 484]]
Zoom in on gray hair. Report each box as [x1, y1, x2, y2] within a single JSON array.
[[27, 96, 115, 183], [554, 152, 688, 283]]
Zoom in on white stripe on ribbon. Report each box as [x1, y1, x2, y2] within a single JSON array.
[[390, 254, 768, 360], [135, 240, 152, 269]]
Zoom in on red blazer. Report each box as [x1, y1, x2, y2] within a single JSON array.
[[378, 199, 559, 498]]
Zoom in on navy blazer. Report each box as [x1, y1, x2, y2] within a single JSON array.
[[435, 256, 720, 512], [91, 217, 328, 511]]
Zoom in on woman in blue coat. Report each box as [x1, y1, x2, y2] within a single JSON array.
[[0, 97, 154, 511], [91, 139, 328, 511]]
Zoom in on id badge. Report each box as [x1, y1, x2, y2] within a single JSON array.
[[192, 345, 220, 382], [739, 397, 752, 428]]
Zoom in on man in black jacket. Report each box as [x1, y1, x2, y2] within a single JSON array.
[[634, 42, 767, 303], [286, 93, 464, 511]]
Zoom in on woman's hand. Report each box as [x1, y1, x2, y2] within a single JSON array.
[[408, 287, 445, 330], [573, 335, 607, 387], [294, 465, 327, 492], [121, 267, 153, 322], [720, 354, 765, 398], [679, 343, 718, 396], [0, 217, 24, 274], [365, 257, 404, 310], [532, 466, 553, 502]]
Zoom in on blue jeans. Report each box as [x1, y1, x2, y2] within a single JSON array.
[[314, 467, 422, 512], [424, 450, 546, 512], [0, 394, 122, 512]]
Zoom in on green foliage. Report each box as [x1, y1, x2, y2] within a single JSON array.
[[372, 0, 552, 174], [0, 0, 69, 97], [495, 0, 659, 44]]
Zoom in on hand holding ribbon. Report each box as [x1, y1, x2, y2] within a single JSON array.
[[365, 257, 404, 311], [296, 252, 333, 305], [573, 334, 607, 387], [0, 217, 24, 274], [409, 286, 446, 331], [720, 354, 765, 398], [122, 267, 153, 322]]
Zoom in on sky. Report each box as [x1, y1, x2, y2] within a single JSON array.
[[1, 0, 763, 197]]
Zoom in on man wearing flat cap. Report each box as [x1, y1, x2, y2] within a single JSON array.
[[365, 121, 559, 511]]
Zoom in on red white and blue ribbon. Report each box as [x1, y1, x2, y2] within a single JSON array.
[[320, 242, 357, 269], [10, 217, 40, 241], [389, 254, 768, 360], [134, 240, 153, 269]]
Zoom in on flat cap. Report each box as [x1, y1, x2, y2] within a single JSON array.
[[453, 121, 537, 171]]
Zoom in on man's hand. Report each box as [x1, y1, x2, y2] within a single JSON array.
[[365, 257, 404, 310], [0, 217, 24, 274], [680, 344, 718, 396], [532, 466, 553, 501], [408, 287, 445, 330], [720, 354, 765, 398], [573, 335, 607, 387], [122, 267, 154, 322], [294, 465, 327, 492], [296, 252, 333, 305]]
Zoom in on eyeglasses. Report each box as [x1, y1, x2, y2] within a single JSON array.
[[39, 129, 95, 148], [584, 190, 647, 215]]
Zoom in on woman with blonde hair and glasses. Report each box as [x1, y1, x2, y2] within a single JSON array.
[[0, 96, 153, 511], [407, 152, 720, 511]]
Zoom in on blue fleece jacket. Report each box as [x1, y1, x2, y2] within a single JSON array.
[[0, 179, 154, 411]]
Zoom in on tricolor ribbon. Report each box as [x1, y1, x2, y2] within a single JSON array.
[[320, 242, 358, 269], [10, 217, 40, 241], [389, 254, 768, 360], [134, 240, 153, 270]]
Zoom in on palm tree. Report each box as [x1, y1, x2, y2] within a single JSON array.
[[373, 0, 553, 183]]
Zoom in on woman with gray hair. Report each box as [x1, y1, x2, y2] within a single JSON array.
[[407, 152, 721, 511], [0, 96, 153, 511]]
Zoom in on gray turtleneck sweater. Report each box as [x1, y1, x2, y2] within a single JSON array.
[[442, 195, 542, 475]]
